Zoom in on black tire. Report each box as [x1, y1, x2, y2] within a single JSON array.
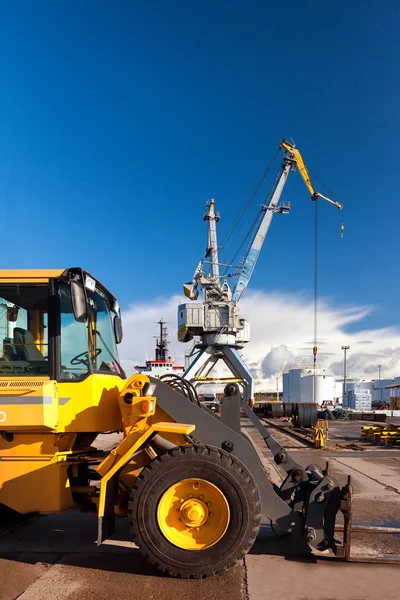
[[128, 444, 261, 578]]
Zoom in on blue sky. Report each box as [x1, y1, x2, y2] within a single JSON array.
[[1, 1, 399, 333]]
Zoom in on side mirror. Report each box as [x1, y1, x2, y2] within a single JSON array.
[[71, 280, 88, 323], [113, 314, 123, 344]]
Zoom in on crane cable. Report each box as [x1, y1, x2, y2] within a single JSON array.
[[220, 146, 281, 255], [313, 198, 319, 370], [306, 162, 344, 239], [304, 158, 344, 370], [340, 207, 344, 238], [312, 174, 343, 370]]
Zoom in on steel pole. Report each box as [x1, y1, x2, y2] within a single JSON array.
[[378, 364, 382, 403], [342, 345, 350, 403]]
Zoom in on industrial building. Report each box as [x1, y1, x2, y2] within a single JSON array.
[[283, 367, 400, 408]]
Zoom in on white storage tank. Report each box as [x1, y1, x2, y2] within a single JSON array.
[[333, 380, 343, 403], [288, 368, 308, 404], [300, 373, 335, 405], [283, 372, 289, 402]]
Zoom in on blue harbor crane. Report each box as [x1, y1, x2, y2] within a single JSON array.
[[178, 140, 343, 402]]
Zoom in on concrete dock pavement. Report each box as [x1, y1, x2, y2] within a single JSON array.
[[1, 426, 399, 599], [1, 515, 400, 599], [0, 512, 244, 600], [245, 554, 400, 600]]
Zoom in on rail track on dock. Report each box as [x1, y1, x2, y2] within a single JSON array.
[[260, 417, 315, 448]]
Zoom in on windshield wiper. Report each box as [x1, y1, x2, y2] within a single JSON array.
[[93, 329, 126, 378]]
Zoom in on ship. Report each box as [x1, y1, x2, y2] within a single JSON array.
[[134, 319, 184, 378]]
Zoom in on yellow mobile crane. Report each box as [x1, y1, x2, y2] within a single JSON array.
[[280, 140, 343, 210]]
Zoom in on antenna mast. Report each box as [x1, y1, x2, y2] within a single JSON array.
[[155, 319, 169, 361]]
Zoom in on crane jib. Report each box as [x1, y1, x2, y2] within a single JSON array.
[[231, 163, 291, 304], [232, 247, 259, 303]]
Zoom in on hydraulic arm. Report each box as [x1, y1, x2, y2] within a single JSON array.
[[280, 140, 343, 209]]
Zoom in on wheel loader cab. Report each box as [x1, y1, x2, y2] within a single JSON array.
[[0, 269, 121, 375], [0, 269, 132, 512], [0, 269, 125, 433]]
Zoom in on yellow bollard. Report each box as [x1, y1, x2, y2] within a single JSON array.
[[317, 418, 328, 440], [314, 426, 325, 449]]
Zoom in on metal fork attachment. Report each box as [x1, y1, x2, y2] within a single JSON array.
[[236, 393, 342, 552], [338, 476, 400, 563], [155, 378, 346, 555]]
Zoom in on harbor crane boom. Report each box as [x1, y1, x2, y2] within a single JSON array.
[[232, 140, 343, 303]]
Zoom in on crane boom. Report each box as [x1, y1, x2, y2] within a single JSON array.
[[231, 140, 343, 304], [280, 140, 343, 209], [231, 163, 291, 304]]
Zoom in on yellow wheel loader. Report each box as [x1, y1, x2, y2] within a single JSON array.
[[0, 268, 348, 578]]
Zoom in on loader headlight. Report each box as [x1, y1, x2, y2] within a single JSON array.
[[143, 382, 157, 397], [141, 399, 155, 415]]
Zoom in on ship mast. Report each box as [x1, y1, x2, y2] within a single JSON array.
[[155, 319, 169, 361]]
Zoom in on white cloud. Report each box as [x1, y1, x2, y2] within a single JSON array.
[[119, 289, 400, 390], [261, 345, 296, 378]]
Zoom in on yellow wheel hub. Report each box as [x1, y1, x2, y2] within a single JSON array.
[[180, 498, 208, 527], [157, 478, 230, 550]]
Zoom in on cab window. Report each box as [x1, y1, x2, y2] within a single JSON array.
[[60, 284, 119, 380], [0, 284, 49, 376]]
